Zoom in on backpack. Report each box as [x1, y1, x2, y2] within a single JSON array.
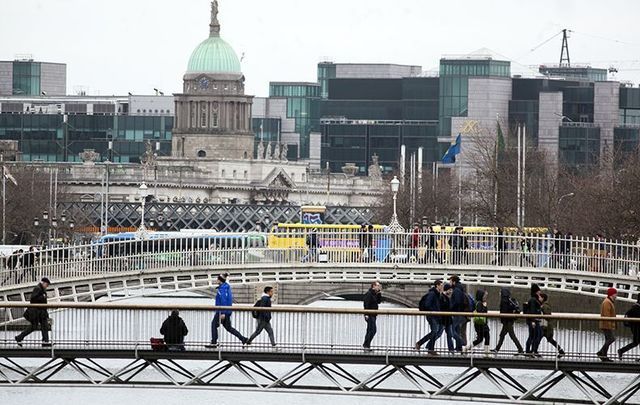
[[418, 293, 429, 312], [473, 302, 487, 325], [463, 293, 475, 312], [150, 337, 167, 351], [252, 298, 262, 319]]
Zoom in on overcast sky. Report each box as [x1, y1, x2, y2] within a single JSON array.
[[3, 0, 640, 97]]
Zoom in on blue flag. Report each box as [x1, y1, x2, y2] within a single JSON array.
[[441, 134, 462, 164]]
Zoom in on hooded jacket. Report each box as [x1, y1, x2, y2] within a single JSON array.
[[499, 288, 519, 324], [450, 282, 466, 312], [160, 312, 188, 345], [215, 282, 234, 316], [256, 293, 273, 322]]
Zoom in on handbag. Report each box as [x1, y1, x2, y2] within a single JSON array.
[[150, 337, 167, 351]]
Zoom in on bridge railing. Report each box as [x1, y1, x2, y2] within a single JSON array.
[[1, 230, 639, 288], [1, 303, 639, 363]]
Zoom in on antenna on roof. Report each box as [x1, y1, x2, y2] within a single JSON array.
[[560, 29, 571, 67]]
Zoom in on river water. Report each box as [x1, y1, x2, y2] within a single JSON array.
[[1, 292, 637, 405]]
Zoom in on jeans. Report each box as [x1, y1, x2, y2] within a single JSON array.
[[525, 321, 543, 353], [363, 315, 377, 348], [211, 313, 247, 345], [417, 317, 443, 350], [247, 318, 276, 346], [442, 323, 455, 351], [597, 329, 616, 357], [452, 316, 466, 351], [494, 320, 524, 352]]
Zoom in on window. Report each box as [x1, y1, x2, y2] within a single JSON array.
[[201, 104, 207, 127], [197, 150, 206, 158], [243, 170, 248, 179], [211, 111, 219, 127], [232, 170, 237, 178], [221, 169, 225, 177]]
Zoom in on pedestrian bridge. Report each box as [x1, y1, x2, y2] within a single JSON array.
[[0, 303, 639, 405], [1, 231, 639, 305]]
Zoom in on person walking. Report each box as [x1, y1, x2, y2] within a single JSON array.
[[519, 231, 536, 268], [524, 284, 543, 357], [416, 280, 444, 355], [160, 310, 189, 351], [467, 290, 490, 354], [362, 281, 382, 351], [449, 275, 467, 352], [207, 273, 247, 348], [492, 288, 524, 355], [247, 286, 277, 347], [410, 225, 420, 262], [552, 228, 565, 269], [495, 228, 506, 266], [15, 278, 51, 347], [597, 287, 617, 362], [440, 283, 455, 353], [540, 293, 565, 357], [618, 296, 640, 360]]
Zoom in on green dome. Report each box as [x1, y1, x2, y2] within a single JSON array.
[[187, 36, 241, 74]]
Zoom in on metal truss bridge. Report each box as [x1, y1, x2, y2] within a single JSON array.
[[0, 303, 639, 404]]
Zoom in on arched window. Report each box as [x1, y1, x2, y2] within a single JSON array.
[[197, 150, 206, 158], [211, 111, 219, 128], [201, 103, 207, 127]]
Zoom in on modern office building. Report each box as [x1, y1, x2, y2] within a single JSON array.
[[0, 95, 173, 162], [0, 58, 66, 96]]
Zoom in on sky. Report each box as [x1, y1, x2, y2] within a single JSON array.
[[2, 0, 640, 97]]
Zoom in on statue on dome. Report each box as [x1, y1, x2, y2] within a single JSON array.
[[273, 143, 281, 161], [257, 140, 264, 160], [209, 0, 220, 36], [265, 142, 273, 160]]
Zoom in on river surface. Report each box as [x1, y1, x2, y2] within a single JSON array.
[[1, 291, 638, 405]]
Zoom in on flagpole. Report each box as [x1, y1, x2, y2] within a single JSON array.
[[522, 125, 526, 228], [2, 158, 5, 245], [517, 125, 522, 229], [494, 114, 499, 224], [457, 157, 462, 225]]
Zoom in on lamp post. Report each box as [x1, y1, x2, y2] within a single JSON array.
[[388, 176, 404, 233], [136, 182, 149, 239], [555, 192, 575, 224]]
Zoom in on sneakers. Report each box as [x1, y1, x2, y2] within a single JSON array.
[[427, 350, 439, 356], [14, 336, 23, 347], [490, 349, 498, 354], [42, 342, 52, 348], [600, 357, 614, 363], [205, 343, 219, 349], [414, 342, 421, 351], [618, 349, 623, 361], [363, 345, 373, 352], [557, 349, 565, 359]]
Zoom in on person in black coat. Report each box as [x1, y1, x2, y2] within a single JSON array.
[[160, 310, 189, 351], [247, 286, 276, 347], [493, 288, 524, 354], [618, 296, 640, 360], [362, 281, 382, 350], [15, 278, 51, 347], [525, 283, 543, 357], [440, 283, 455, 352]]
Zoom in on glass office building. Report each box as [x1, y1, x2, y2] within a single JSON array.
[[0, 60, 67, 96], [558, 125, 601, 170], [319, 77, 440, 174], [439, 58, 511, 136], [269, 82, 320, 159], [0, 113, 172, 162]]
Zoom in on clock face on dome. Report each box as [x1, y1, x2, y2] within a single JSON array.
[[198, 77, 210, 89]]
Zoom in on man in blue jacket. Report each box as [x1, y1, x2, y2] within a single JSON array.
[[207, 273, 247, 348]]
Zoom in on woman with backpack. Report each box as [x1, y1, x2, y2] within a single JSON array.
[[467, 289, 490, 355], [618, 296, 640, 360]]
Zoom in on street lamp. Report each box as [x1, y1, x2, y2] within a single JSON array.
[[388, 176, 404, 233], [555, 192, 575, 224], [136, 182, 149, 239]]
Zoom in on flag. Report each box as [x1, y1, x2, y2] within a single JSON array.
[[441, 134, 462, 164], [496, 120, 505, 154], [2, 166, 17, 186]]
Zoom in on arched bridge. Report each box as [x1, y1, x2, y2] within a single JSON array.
[[1, 230, 639, 309]]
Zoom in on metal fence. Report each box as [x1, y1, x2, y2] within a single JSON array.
[[1, 230, 640, 288], [1, 303, 639, 363]]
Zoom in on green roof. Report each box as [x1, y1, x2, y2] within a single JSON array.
[[186, 36, 241, 74]]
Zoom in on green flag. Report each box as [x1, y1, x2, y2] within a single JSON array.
[[496, 120, 505, 154]]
